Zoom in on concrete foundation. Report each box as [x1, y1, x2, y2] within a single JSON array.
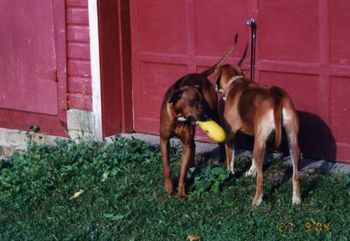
[[67, 109, 96, 140], [0, 109, 95, 158], [0, 127, 63, 158]]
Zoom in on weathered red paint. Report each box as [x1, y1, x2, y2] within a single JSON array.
[[68, 76, 92, 95], [130, 0, 350, 161], [68, 94, 92, 111], [66, 0, 88, 7], [67, 8, 89, 24], [0, 0, 67, 135], [66, 0, 92, 111], [68, 59, 91, 77], [68, 43, 91, 59], [67, 25, 90, 42]]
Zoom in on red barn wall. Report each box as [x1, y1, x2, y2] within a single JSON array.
[[59, 0, 350, 161], [66, 0, 92, 111]]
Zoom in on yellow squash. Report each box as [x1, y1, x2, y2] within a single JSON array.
[[198, 119, 226, 143]]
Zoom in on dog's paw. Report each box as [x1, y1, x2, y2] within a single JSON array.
[[164, 179, 174, 195], [177, 187, 186, 199], [227, 167, 236, 175], [244, 163, 256, 177], [292, 193, 302, 205], [252, 194, 264, 206], [244, 168, 257, 177]]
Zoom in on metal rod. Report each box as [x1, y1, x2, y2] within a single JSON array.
[[245, 18, 256, 80]]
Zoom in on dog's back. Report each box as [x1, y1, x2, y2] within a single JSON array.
[[217, 64, 301, 205]]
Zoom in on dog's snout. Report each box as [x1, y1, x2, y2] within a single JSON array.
[[198, 113, 210, 121]]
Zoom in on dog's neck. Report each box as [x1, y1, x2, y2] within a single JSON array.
[[223, 75, 243, 99], [167, 104, 187, 122], [167, 104, 179, 118]]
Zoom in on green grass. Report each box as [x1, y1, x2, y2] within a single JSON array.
[[1, 137, 350, 240]]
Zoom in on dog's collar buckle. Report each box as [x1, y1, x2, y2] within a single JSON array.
[[177, 116, 187, 122]]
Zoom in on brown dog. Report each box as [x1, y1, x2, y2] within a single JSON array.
[[215, 64, 301, 206], [159, 36, 238, 198]]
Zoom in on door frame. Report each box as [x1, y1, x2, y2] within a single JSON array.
[[89, 0, 133, 139]]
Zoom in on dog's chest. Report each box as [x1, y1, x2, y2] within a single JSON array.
[[174, 122, 194, 137]]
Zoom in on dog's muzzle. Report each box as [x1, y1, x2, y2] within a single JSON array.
[[198, 113, 210, 121]]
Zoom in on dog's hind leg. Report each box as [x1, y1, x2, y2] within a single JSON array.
[[251, 136, 266, 206], [225, 133, 236, 174], [252, 111, 274, 206], [282, 108, 302, 205]]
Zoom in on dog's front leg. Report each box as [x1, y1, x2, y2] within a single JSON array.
[[177, 141, 195, 198], [160, 137, 174, 195]]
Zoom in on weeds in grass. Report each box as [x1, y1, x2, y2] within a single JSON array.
[[0, 137, 350, 240]]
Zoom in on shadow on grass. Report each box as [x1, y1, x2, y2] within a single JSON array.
[[183, 148, 252, 195], [300, 175, 324, 201]]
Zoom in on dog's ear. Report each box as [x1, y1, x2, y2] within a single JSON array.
[[215, 75, 222, 92], [237, 67, 246, 77], [168, 89, 183, 105], [215, 75, 221, 86], [232, 65, 246, 77]]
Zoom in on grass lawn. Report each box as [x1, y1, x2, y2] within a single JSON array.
[[1, 137, 350, 240]]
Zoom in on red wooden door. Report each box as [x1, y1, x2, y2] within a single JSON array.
[[257, 0, 350, 161], [130, 0, 350, 161], [130, 0, 251, 136], [0, 0, 67, 136]]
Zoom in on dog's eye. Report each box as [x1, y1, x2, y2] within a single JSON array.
[[191, 99, 198, 106], [215, 76, 221, 84]]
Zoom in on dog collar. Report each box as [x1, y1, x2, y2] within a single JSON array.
[[227, 75, 244, 87], [223, 75, 243, 100], [168, 106, 189, 122]]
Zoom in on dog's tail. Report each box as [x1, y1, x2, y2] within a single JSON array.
[[273, 104, 282, 150], [238, 43, 248, 67], [200, 33, 238, 78]]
